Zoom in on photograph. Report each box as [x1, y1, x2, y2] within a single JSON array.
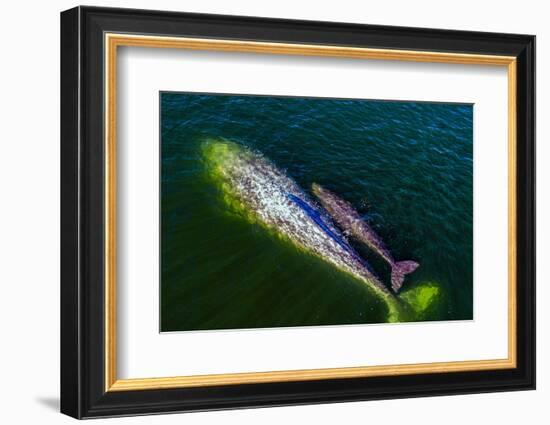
[[55, 4, 536, 420], [160, 93, 473, 331]]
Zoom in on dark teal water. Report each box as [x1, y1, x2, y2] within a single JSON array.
[[161, 92, 473, 332]]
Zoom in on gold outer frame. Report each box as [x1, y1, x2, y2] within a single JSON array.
[[104, 33, 517, 392]]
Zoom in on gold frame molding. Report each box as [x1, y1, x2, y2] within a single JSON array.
[[104, 33, 517, 392]]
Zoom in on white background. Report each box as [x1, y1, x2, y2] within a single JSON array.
[[0, 1, 546, 424], [118, 48, 508, 378]]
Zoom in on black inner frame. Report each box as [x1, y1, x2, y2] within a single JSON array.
[[60, 6, 535, 419]]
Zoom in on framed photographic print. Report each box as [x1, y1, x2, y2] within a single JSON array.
[[60, 6, 535, 419]]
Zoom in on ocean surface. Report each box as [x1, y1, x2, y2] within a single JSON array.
[[160, 92, 473, 332]]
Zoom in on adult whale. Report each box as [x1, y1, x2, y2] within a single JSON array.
[[202, 139, 403, 320], [312, 183, 419, 293]]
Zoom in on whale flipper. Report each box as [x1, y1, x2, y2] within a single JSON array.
[[391, 260, 419, 292]]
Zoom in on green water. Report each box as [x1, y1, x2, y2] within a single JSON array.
[[160, 93, 473, 332]]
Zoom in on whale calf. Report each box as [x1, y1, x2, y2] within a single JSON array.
[[312, 183, 419, 293], [202, 140, 402, 314]]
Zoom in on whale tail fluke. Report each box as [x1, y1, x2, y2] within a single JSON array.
[[391, 261, 419, 293]]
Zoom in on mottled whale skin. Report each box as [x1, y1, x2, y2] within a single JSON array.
[[202, 140, 399, 307], [312, 183, 419, 293]]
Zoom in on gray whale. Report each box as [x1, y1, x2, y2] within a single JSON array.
[[202, 139, 405, 321], [312, 183, 419, 293]]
